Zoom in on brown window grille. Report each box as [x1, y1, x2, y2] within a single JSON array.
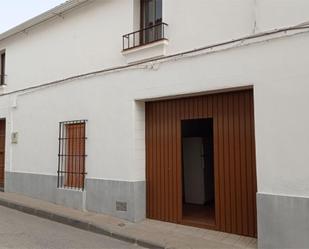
[[57, 120, 87, 190]]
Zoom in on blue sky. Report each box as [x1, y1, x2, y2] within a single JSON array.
[[0, 0, 66, 33]]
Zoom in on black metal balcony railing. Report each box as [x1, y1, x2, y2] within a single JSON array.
[[123, 22, 168, 51]]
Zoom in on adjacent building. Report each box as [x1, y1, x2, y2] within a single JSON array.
[[0, 1, 309, 248]]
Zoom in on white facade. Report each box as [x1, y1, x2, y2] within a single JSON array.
[[1, 1, 309, 248]]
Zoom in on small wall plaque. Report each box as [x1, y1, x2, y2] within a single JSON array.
[[11, 132, 18, 144]]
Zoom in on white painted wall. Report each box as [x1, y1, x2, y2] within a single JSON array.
[[0, 0, 133, 91], [3, 30, 308, 195], [1, 0, 309, 92], [164, 0, 256, 54], [0, 0, 308, 196], [255, 0, 309, 31]]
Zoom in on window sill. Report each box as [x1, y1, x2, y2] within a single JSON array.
[[57, 187, 85, 193], [122, 39, 168, 64]]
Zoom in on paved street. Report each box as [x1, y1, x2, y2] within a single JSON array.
[[0, 205, 143, 249]]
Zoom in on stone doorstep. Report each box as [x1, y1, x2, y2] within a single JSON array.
[[0, 198, 164, 249]]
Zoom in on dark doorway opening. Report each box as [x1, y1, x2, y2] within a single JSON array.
[[181, 118, 215, 226]]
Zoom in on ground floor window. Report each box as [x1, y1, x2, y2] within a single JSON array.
[[57, 120, 87, 190]]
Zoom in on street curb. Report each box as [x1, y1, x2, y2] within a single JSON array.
[[0, 198, 165, 249]]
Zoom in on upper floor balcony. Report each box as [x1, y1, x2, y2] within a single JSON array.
[[121, 0, 167, 63], [122, 22, 168, 51]]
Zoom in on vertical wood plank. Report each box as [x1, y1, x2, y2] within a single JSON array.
[[217, 94, 226, 231], [154, 102, 160, 220], [239, 92, 249, 235], [162, 101, 167, 221], [223, 94, 232, 233], [245, 91, 254, 237], [176, 98, 182, 222], [211, 95, 221, 230], [250, 91, 258, 237], [228, 93, 237, 234], [152, 102, 157, 219], [145, 103, 150, 217], [159, 101, 164, 220], [171, 100, 177, 223], [233, 93, 243, 234]]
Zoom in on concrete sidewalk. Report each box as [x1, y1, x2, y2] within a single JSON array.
[[0, 192, 257, 249]]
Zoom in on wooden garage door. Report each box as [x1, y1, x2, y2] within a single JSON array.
[[145, 89, 257, 237], [0, 120, 5, 189]]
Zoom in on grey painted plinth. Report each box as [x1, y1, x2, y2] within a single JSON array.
[[257, 193, 309, 249], [5, 172, 146, 222], [85, 178, 146, 222], [5, 172, 85, 210], [5, 171, 57, 203]]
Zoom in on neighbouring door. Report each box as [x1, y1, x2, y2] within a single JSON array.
[[146, 89, 257, 237], [0, 119, 5, 189], [183, 137, 205, 205]]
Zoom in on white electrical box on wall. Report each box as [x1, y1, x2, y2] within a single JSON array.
[[11, 132, 18, 144]]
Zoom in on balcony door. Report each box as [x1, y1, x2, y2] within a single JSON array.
[[141, 0, 162, 44]]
